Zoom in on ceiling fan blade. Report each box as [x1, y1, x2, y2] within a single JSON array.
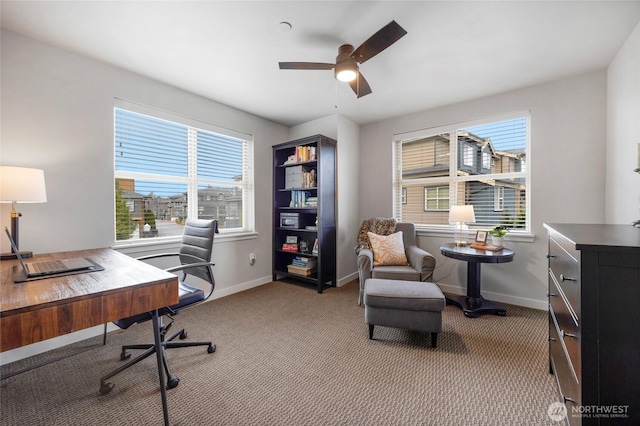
[[348, 72, 372, 98], [279, 62, 334, 70], [351, 20, 407, 64]]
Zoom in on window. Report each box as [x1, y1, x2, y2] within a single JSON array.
[[393, 113, 529, 233], [494, 186, 505, 211], [424, 186, 449, 211], [482, 151, 492, 170], [463, 145, 474, 167], [114, 104, 254, 242]]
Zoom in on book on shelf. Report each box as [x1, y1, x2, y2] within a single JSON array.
[[291, 256, 316, 268], [295, 145, 316, 163], [290, 190, 315, 208], [281, 243, 298, 252]]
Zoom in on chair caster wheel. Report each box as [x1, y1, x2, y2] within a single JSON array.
[[120, 350, 131, 360], [167, 375, 180, 389], [100, 382, 114, 395], [179, 330, 188, 340], [207, 344, 216, 353]]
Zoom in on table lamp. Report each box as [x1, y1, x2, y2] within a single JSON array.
[[0, 166, 47, 259], [449, 205, 475, 247]]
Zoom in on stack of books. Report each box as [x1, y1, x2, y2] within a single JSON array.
[[281, 243, 298, 252], [287, 256, 317, 276], [305, 196, 318, 208]]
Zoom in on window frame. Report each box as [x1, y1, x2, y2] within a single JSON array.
[[393, 111, 532, 238], [113, 99, 255, 247], [423, 185, 450, 211]]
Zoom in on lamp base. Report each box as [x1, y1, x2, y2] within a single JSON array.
[[0, 251, 33, 260], [454, 241, 468, 247]]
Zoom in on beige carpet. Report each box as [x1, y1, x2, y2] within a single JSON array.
[[0, 280, 561, 425]]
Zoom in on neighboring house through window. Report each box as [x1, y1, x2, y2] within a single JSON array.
[[114, 101, 254, 242], [393, 113, 529, 233]]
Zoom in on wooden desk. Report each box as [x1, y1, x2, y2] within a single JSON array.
[[440, 243, 514, 318], [1, 248, 179, 425]]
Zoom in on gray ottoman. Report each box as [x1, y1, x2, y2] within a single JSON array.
[[364, 278, 445, 347]]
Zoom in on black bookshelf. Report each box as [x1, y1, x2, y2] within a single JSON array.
[[272, 135, 336, 293]]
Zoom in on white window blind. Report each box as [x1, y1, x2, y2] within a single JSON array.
[[114, 104, 254, 243], [394, 113, 530, 233]]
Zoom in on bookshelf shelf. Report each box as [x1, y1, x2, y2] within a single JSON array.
[[272, 135, 336, 293]]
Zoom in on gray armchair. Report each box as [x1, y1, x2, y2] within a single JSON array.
[[356, 222, 436, 306]]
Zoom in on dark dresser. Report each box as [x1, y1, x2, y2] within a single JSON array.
[[544, 223, 640, 425]]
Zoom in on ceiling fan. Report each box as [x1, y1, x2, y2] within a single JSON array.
[[279, 20, 407, 98]]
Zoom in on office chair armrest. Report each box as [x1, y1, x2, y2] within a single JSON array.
[[135, 252, 180, 262], [166, 260, 216, 300], [164, 261, 215, 274], [405, 245, 436, 282]]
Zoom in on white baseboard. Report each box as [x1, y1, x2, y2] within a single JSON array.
[[434, 281, 547, 311], [0, 275, 273, 367], [337, 271, 358, 287]]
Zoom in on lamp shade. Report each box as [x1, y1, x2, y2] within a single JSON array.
[[0, 166, 47, 203], [449, 205, 475, 223]]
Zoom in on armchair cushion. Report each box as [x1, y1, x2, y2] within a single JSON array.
[[367, 231, 409, 266]]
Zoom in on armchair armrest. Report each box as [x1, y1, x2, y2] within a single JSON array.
[[405, 245, 436, 282], [356, 248, 374, 307], [357, 248, 374, 279]]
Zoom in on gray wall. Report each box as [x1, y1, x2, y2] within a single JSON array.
[[1, 29, 287, 363], [359, 71, 608, 309], [289, 115, 361, 285], [606, 21, 640, 224]]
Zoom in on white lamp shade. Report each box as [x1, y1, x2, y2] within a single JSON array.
[[0, 166, 47, 203], [449, 205, 475, 223]]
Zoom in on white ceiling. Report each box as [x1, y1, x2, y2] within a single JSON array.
[[2, 1, 639, 127]]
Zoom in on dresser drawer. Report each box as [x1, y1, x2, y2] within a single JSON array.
[[549, 308, 581, 422], [549, 236, 580, 319], [548, 276, 581, 381]]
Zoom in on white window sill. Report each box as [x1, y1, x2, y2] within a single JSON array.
[[115, 231, 258, 256], [415, 226, 535, 243]]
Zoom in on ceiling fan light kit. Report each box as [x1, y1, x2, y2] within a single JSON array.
[[279, 20, 407, 98], [334, 45, 357, 82]]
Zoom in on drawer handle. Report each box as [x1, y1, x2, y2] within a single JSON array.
[[560, 330, 578, 340], [563, 396, 577, 404], [547, 291, 557, 297], [546, 253, 556, 259], [548, 336, 557, 342], [559, 274, 577, 282]]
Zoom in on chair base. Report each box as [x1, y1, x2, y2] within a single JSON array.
[[100, 326, 215, 394]]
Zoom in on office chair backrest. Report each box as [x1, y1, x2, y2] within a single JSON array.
[[178, 219, 218, 286]]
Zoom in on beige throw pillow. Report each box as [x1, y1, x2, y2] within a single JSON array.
[[367, 231, 409, 266]]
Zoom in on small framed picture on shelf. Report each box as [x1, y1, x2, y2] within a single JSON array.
[[475, 230, 488, 244], [286, 235, 298, 244], [312, 238, 319, 255]]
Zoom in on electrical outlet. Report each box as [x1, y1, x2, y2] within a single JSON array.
[[249, 252, 256, 265]]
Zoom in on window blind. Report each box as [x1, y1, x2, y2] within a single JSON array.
[[114, 105, 254, 243], [394, 114, 529, 233]]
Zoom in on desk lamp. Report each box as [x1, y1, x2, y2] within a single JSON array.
[[0, 166, 47, 259], [449, 205, 475, 247]]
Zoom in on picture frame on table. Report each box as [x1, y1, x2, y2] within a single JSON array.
[[475, 230, 488, 244]]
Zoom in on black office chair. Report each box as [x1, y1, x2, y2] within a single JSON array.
[[100, 219, 218, 395]]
